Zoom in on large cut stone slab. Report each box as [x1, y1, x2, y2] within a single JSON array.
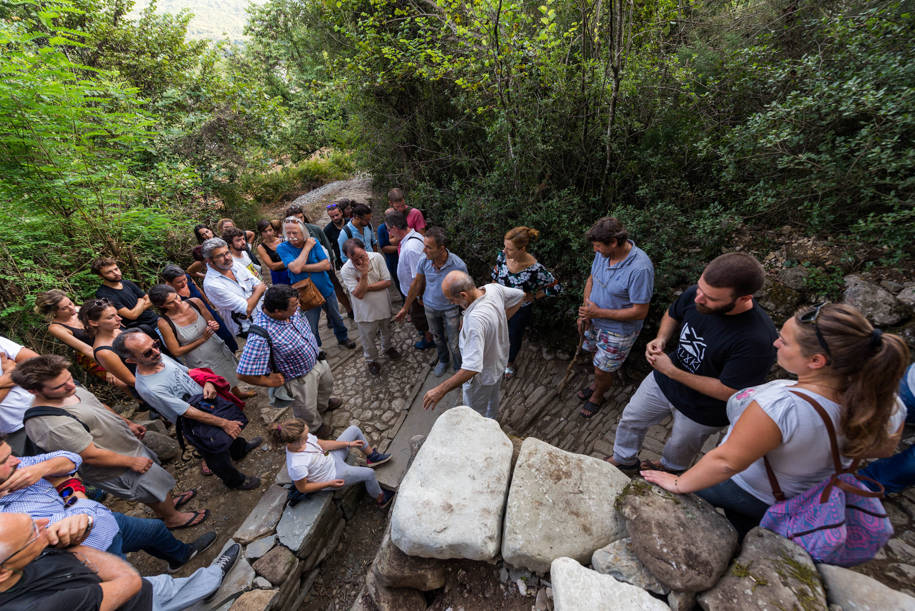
[[275, 492, 338, 557], [550, 557, 669, 611], [698, 527, 826, 610], [229, 589, 277, 611], [591, 538, 669, 595], [390, 406, 513, 560], [502, 437, 629, 573], [373, 523, 447, 591], [234, 485, 288, 544], [817, 563, 915, 610], [617, 479, 738, 592]]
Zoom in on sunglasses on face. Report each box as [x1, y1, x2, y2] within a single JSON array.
[[142, 339, 161, 358], [797, 302, 832, 359]]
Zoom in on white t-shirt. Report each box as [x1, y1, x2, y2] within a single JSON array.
[[396, 230, 426, 296], [286, 433, 335, 484], [340, 252, 393, 323], [203, 261, 263, 336], [233, 249, 261, 277], [0, 337, 35, 434], [727, 380, 906, 504], [459, 284, 525, 386]]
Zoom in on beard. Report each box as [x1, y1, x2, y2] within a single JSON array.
[[696, 300, 738, 315], [212, 259, 233, 271]]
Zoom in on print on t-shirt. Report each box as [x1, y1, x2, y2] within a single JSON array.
[[676, 322, 707, 371]]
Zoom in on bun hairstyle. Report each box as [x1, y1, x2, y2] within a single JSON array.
[[270, 418, 308, 446], [793, 303, 910, 459], [78, 298, 114, 338], [504, 226, 540, 250]]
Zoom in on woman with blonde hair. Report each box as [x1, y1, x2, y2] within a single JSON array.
[[643, 303, 909, 534], [491, 226, 561, 377], [36, 290, 125, 388]]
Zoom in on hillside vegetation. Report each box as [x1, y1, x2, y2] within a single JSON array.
[[1, 0, 912, 347]]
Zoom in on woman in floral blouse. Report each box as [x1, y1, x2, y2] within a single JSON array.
[[491, 226, 562, 378]]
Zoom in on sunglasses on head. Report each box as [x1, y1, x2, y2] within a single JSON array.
[[142, 339, 161, 358], [797, 302, 832, 359], [326, 203, 339, 210]]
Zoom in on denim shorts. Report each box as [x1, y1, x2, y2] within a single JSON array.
[[583, 327, 639, 373]]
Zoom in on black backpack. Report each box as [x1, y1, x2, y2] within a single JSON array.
[[22, 406, 91, 456], [343, 222, 377, 249]]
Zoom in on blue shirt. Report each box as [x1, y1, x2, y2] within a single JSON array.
[[377, 224, 399, 285], [589, 241, 654, 335], [0, 451, 119, 551], [337, 221, 377, 263], [277, 241, 334, 298], [416, 251, 468, 311]]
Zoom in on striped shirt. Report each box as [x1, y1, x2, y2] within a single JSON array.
[[0, 451, 119, 551]]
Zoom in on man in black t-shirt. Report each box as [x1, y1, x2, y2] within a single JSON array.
[[609, 252, 777, 474], [92, 257, 159, 337]]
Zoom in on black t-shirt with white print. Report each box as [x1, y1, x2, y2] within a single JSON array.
[[653, 285, 778, 427]]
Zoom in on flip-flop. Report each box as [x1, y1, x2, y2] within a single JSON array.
[[172, 489, 197, 509], [171, 509, 210, 530], [576, 385, 594, 402], [580, 400, 603, 419]]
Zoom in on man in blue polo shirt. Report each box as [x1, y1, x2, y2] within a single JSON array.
[[278, 218, 355, 349], [337, 203, 378, 264], [576, 217, 654, 419], [395, 227, 468, 376]]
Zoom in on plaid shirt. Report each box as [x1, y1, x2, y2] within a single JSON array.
[[237, 309, 319, 381], [0, 451, 119, 551]]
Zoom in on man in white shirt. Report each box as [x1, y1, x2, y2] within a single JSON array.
[[201, 237, 266, 337], [385, 210, 434, 350], [0, 336, 40, 454], [340, 239, 401, 376], [422, 271, 525, 419]]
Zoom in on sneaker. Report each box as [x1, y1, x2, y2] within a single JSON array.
[[367, 361, 381, 376], [213, 543, 241, 579], [414, 338, 435, 350], [366, 450, 391, 468], [433, 361, 448, 377], [384, 347, 402, 361], [236, 475, 261, 491], [338, 338, 356, 349], [377, 489, 396, 508], [167, 531, 217, 573]]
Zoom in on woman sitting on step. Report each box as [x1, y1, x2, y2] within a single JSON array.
[[642, 303, 908, 534], [270, 418, 395, 508]]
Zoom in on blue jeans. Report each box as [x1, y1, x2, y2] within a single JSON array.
[[696, 478, 770, 536], [507, 304, 532, 364], [860, 445, 915, 494], [304, 293, 350, 346], [108, 512, 190, 565], [425, 306, 461, 367]]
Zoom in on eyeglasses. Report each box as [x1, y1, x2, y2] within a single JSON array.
[[798, 302, 832, 359], [0, 519, 43, 566], [142, 339, 161, 358]]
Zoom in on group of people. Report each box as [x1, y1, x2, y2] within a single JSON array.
[[0, 186, 912, 607]]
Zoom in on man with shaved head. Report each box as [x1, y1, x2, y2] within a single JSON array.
[[422, 271, 525, 418]]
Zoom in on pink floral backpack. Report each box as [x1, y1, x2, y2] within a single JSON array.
[[759, 391, 893, 566]]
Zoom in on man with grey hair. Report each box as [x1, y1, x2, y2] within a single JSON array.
[[201, 237, 266, 337], [423, 271, 525, 418], [278, 217, 355, 349]]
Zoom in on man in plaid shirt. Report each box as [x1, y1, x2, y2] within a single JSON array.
[[237, 285, 341, 436]]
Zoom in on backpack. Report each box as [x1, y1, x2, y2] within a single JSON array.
[[176, 393, 248, 455], [759, 391, 893, 566], [343, 222, 377, 249], [22, 405, 91, 456]]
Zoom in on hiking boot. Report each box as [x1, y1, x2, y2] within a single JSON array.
[[242, 437, 263, 458], [433, 361, 448, 377], [385, 347, 402, 361], [338, 338, 356, 349], [236, 475, 262, 491], [326, 397, 344, 412], [366, 450, 391, 468], [167, 531, 217, 573], [367, 361, 381, 376]]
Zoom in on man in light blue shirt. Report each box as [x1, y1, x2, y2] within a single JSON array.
[[337, 203, 378, 264], [576, 216, 654, 419], [395, 227, 468, 376]]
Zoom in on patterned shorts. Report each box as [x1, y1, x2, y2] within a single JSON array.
[[583, 327, 639, 373]]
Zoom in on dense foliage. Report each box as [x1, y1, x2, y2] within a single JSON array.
[[246, 0, 914, 345]]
